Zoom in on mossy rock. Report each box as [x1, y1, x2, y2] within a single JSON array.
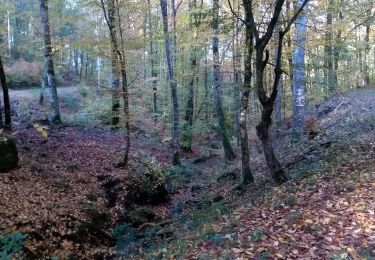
[[125, 206, 156, 227], [0, 136, 18, 172], [126, 162, 170, 205]]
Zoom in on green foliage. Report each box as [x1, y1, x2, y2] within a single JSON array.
[[257, 251, 271, 260], [250, 230, 264, 242], [0, 232, 28, 259], [216, 168, 240, 182], [113, 224, 136, 252], [125, 206, 156, 227], [126, 160, 170, 205], [80, 203, 110, 229], [284, 195, 298, 207], [66, 85, 112, 127], [5, 60, 43, 88], [52, 178, 70, 190]]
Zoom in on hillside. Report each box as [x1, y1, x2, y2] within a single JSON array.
[[0, 88, 374, 259]]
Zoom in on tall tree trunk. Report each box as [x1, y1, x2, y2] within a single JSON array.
[[364, 12, 371, 86], [333, 0, 343, 80], [106, 0, 121, 128], [292, 0, 308, 139], [274, 17, 283, 127], [182, 0, 198, 151], [7, 11, 11, 58], [286, 0, 293, 92], [115, 0, 130, 166], [212, 0, 236, 161], [239, 0, 254, 184], [233, 1, 242, 144], [100, 0, 131, 166], [0, 56, 11, 127], [79, 52, 84, 79], [40, 0, 61, 124], [74, 50, 79, 76], [160, 0, 181, 165], [243, 0, 309, 183], [39, 60, 48, 105], [254, 46, 287, 184], [97, 58, 101, 86], [147, 0, 158, 120], [325, 0, 336, 93]]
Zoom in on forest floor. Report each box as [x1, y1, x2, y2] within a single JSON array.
[[0, 86, 374, 259]]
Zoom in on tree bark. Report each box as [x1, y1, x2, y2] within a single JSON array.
[[160, 0, 181, 165], [243, 0, 308, 183], [115, 0, 130, 166], [100, 0, 131, 166], [39, 60, 48, 105], [274, 17, 283, 127], [364, 10, 371, 86], [0, 56, 11, 127], [233, 1, 242, 144], [40, 0, 61, 124], [292, 0, 308, 139], [182, 0, 198, 151], [147, 0, 158, 120], [212, 0, 236, 161], [240, 0, 255, 184], [325, 0, 336, 93]]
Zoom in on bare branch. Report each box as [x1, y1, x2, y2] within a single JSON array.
[[281, 0, 309, 37], [227, 0, 245, 24]]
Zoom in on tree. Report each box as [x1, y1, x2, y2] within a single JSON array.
[[100, 0, 131, 166], [292, 0, 309, 139], [242, 0, 309, 183], [212, 0, 236, 162], [160, 0, 181, 165], [238, 0, 255, 184], [0, 56, 11, 127], [181, 0, 198, 151], [146, 0, 158, 121], [325, 0, 336, 93], [39, 0, 61, 124]]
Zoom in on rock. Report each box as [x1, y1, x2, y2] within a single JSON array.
[[190, 184, 202, 192], [213, 194, 224, 202], [0, 136, 19, 172]]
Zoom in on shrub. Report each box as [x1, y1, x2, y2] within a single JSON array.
[[125, 206, 156, 227], [5, 60, 43, 88], [126, 161, 170, 205], [0, 232, 28, 258], [66, 85, 112, 127]]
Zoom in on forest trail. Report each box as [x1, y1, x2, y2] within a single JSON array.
[[1, 87, 375, 259]]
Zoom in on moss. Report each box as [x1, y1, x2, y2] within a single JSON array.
[[0, 137, 18, 172]]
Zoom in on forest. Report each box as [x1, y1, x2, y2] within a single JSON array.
[[0, 0, 374, 258]]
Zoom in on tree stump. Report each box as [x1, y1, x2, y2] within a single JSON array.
[[0, 136, 19, 172]]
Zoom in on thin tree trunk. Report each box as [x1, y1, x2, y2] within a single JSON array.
[[233, 1, 242, 144], [147, 0, 158, 120], [364, 11, 370, 86], [115, 0, 130, 166], [39, 60, 48, 105], [40, 0, 61, 124], [7, 11, 11, 58], [243, 0, 309, 183], [80, 52, 84, 79], [74, 50, 79, 76], [160, 0, 181, 165], [292, 0, 308, 139], [325, 0, 336, 92], [212, 0, 235, 161], [274, 16, 283, 127], [182, 0, 198, 151], [0, 56, 11, 127], [240, 0, 254, 184]]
